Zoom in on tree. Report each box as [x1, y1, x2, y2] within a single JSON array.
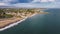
[[0, 9, 6, 16]]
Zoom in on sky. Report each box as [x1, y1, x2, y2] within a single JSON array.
[[0, 0, 60, 8]]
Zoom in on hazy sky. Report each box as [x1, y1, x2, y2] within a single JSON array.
[[0, 0, 60, 8]]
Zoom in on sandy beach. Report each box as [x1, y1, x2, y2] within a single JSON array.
[[0, 13, 36, 31], [0, 11, 48, 31], [0, 17, 22, 28]]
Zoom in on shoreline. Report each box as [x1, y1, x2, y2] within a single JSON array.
[[0, 13, 36, 31]]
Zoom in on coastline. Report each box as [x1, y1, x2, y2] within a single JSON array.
[[0, 13, 36, 31]]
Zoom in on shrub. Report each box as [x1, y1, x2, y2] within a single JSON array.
[[0, 14, 13, 18]]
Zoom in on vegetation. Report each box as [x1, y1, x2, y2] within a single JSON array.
[[0, 9, 6, 16], [0, 9, 13, 18], [0, 14, 13, 18], [0, 8, 41, 18]]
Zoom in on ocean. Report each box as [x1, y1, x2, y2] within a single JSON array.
[[0, 8, 60, 34]]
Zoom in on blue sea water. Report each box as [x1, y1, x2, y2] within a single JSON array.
[[0, 8, 60, 34]]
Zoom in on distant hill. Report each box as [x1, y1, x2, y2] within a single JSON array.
[[0, 6, 17, 8], [0, 6, 48, 9]]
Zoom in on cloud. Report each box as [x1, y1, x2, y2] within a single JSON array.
[[41, 0, 55, 2], [12, 2, 58, 8], [32, 0, 55, 3], [0, 2, 10, 6], [19, 0, 33, 3], [0, 0, 16, 2], [0, 0, 19, 4], [0, 0, 60, 8], [0, 3, 6, 6]]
